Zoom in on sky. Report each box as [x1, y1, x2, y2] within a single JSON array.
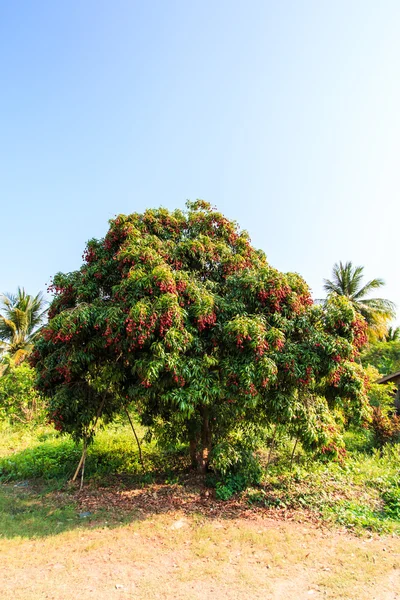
[[1, 1, 400, 321]]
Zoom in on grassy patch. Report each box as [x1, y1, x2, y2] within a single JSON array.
[[0, 421, 189, 484], [0, 422, 399, 536], [324, 500, 400, 534], [243, 430, 400, 534], [0, 484, 79, 538]]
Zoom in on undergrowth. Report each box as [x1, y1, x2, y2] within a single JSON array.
[[243, 428, 400, 534], [0, 420, 399, 535], [0, 419, 185, 484]]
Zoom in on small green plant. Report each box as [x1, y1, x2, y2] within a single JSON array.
[[378, 474, 400, 520], [211, 435, 263, 500], [325, 501, 390, 533], [371, 408, 400, 447], [215, 473, 248, 500], [246, 488, 287, 508]]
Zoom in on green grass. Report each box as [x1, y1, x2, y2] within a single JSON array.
[[0, 484, 80, 538], [241, 427, 400, 534], [0, 421, 399, 536], [0, 420, 188, 484], [324, 500, 400, 534]]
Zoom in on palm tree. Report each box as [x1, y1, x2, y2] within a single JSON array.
[[385, 326, 400, 342], [0, 287, 47, 364], [323, 262, 396, 341]]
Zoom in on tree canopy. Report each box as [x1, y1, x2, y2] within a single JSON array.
[[31, 202, 369, 471]]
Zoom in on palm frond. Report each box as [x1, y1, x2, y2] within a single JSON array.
[[352, 278, 385, 300], [0, 288, 47, 361], [323, 261, 396, 338], [323, 279, 341, 295], [0, 316, 17, 340], [386, 326, 400, 342], [358, 297, 396, 318]]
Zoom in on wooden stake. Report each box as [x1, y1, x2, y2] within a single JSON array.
[[290, 437, 298, 470], [71, 393, 107, 482], [72, 449, 85, 482], [80, 438, 87, 491], [124, 405, 145, 471], [266, 423, 278, 471]]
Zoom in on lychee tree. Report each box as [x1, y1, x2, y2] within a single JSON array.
[[31, 201, 369, 472]]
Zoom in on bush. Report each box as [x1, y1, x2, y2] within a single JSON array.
[[0, 362, 46, 425], [361, 341, 400, 375], [210, 435, 262, 500], [364, 365, 396, 414], [371, 407, 400, 447], [382, 485, 400, 519]]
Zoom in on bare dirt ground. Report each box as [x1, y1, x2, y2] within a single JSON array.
[[0, 483, 399, 600]]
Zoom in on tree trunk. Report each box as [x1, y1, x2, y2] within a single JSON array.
[[197, 407, 212, 474], [189, 438, 198, 468]]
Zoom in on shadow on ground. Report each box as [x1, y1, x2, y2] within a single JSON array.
[[0, 475, 286, 541], [0, 431, 316, 540]]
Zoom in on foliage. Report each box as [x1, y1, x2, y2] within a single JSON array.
[[0, 287, 47, 364], [0, 361, 45, 425], [382, 485, 400, 520], [31, 202, 369, 472], [210, 428, 263, 499], [0, 421, 159, 483], [363, 365, 396, 413], [324, 464, 400, 534], [370, 408, 400, 447], [248, 430, 400, 534], [323, 261, 396, 341], [361, 340, 400, 375], [385, 326, 400, 342], [353, 365, 400, 449], [0, 437, 81, 481]]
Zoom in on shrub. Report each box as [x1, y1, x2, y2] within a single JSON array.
[[211, 434, 263, 500], [371, 407, 400, 447], [0, 362, 45, 425]]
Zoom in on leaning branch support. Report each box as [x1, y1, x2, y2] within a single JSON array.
[[80, 438, 87, 490], [72, 355, 123, 487], [266, 423, 278, 471], [72, 442, 86, 483], [71, 392, 107, 485], [124, 405, 145, 471]]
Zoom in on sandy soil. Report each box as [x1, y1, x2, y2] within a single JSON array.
[[1, 505, 399, 600]]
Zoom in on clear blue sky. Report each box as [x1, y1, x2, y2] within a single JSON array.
[[1, 1, 399, 320]]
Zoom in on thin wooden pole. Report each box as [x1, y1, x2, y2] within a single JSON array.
[[72, 449, 85, 482], [124, 405, 145, 471], [80, 438, 87, 491], [290, 437, 298, 470], [266, 423, 278, 471], [72, 392, 107, 483]]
